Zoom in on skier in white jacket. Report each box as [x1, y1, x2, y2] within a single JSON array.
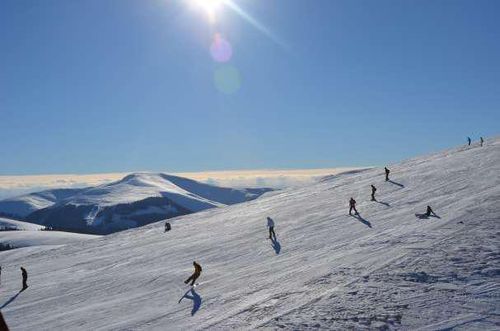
[[267, 217, 276, 240]]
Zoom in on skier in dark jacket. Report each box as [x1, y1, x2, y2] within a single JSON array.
[[349, 198, 358, 216], [164, 222, 171, 232], [467, 137, 471, 146], [184, 261, 202, 286], [384, 167, 390, 181], [21, 267, 28, 291], [480, 137, 484, 147], [371, 185, 377, 201], [267, 217, 276, 240], [425, 205, 435, 217]]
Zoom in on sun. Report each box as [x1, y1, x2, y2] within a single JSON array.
[[190, 0, 226, 23]]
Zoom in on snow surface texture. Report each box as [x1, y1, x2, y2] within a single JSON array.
[[0, 231, 98, 249], [0, 217, 44, 231], [1, 139, 499, 330], [0, 217, 98, 250], [0, 174, 272, 234]]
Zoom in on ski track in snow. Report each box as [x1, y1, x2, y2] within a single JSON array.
[[0, 139, 499, 330]]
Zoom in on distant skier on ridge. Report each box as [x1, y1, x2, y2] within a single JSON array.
[[21, 266, 28, 291], [349, 198, 358, 216], [371, 185, 377, 201], [467, 137, 472, 146], [164, 222, 171, 232], [385, 167, 390, 181], [184, 261, 202, 286], [267, 217, 277, 240], [480, 137, 484, 147]]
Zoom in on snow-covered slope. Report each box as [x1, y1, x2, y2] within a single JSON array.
[[0, 231, 98, 249], [14, 173, 272, 234], [0, 188, 84, 218], [0, 217, 44, 231], [0, 139, 499, 330], [0, 217, 98, 250]]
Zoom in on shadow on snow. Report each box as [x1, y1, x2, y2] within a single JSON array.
[[271, 237, 281, 254], [0, 290, 23, 309], [350, 214, 372, 228], [178, 288, 202, 316]]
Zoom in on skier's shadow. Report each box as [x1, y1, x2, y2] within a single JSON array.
[[374, 200, 390, 207], [271, 237, 281, 254], [350, 214, 372, 228], [388, 180, 404, 188], [178, 288, 202, 316], [0, 290, 22, 309], [415, 213, 441, 220]]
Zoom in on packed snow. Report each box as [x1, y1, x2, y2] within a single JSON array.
[[0, 138, 498, 330], [0, 217, 44, 231], [0, 231, 98, 250], [0, 217, 98, 250]]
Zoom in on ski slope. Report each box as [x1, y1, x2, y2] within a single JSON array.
[[0, 217, 44, 231], [0, 139, 499, 330], [0, 218, 98, 250]]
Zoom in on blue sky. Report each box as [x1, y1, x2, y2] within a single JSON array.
[[1, 0, 499, 175]]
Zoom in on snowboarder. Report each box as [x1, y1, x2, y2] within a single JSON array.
[[21, 267, 28, 291], [480, 137, 484, 147], [164, 222, 171, 232], [371, 185, 377, 201], [349, 198, 358, 215], [384, 167, 390, 181], [467, 137, 471, 146], [425, 205, 435, 217], [184, 261, 202, 286], [267, 217, 276, 240]]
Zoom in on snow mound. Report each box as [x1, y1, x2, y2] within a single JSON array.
[[0, 138, 499, 330], [0, 217, 44, 231], [0, 231, 98, 250]]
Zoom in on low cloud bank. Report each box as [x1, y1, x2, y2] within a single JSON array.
[[0, 168, 365, 200]]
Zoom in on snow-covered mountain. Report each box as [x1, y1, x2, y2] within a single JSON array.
[[0, 188, 85, 218], [0, 139, 498, 330], [11, 173, 272, 234]]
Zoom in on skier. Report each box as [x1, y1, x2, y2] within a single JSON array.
[[21, 266, 28, 291], [164, 222, 171, 232], [425, 205, 435, 217], [480, 137, 484, 147], [371, 185, 377, 201], [184, 261, 202, 286], [267, 217, 276, 240], [349, 198, 358, 216], [467, 136, 471, 146], [384, 167, 390, 181]]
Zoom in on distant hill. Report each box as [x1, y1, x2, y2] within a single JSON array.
[[0, 173, 272, 234]]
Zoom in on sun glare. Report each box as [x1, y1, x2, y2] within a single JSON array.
[[191, 0, 225, 23]]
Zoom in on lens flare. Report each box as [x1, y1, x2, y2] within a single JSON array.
[[214, 65, 241, 94], [210, 34, 233, 63]]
